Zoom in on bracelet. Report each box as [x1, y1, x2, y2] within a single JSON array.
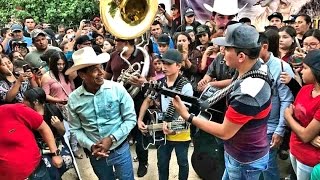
[[187, 113, 195, 123]]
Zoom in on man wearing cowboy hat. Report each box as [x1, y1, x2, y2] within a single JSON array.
[[203, 0, 247, 37], [66, 47, 137, 180]]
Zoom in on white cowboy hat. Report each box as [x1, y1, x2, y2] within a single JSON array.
[[203, 0, 247, 16], [65, 47, 110, 75]]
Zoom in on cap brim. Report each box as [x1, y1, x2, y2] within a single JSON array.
[[157, 42, 168, 45], [268, 15, 282, 21], [212, 37, 231, 47], [12, 29, 22, 32], [283, 20, 294, 23], [65, 53, 110, 75], [196, 32, 206, 36], [185, 13, 195, 17], [161, 58, 177, 64]]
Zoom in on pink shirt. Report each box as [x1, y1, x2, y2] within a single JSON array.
[[42, 72, 74, 100]]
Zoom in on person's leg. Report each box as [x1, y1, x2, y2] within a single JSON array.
[[290, 152, 298, 175], [244, 153, 269, 180], [135, 128, 149, 177], [174, 141, 190, 180], [223, 151, 268, 180], [262, 134, 280, 179], [157, 142, 174, 180], [110, 143, 135, 180], [88, 155, 116, 180], [296, 158, 313, 180], [28, 160, 51, 180]]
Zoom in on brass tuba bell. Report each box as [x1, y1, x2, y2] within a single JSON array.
[[100, 0, 158, 39]]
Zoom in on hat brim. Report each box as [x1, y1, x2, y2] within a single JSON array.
[[161, 58, 178, 64], [283, 20, 295, 23], [12, 29, 22, 32], [204, 3, 247, 16], [185, 12, 195, 17], [196, 32, 206, 36], [268, 15, 283, 21], [212, 37, 231, 47], [65, 53, 110, 75]]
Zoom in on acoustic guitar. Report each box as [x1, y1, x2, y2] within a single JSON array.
[[142, 109, 190, 150]]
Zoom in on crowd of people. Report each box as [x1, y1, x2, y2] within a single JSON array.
[[0, 0, 320, 180]]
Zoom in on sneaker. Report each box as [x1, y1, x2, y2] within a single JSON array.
[[137, 163, 148, 177], [133, 156, 138, 162]]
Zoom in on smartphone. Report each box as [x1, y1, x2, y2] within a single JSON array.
[[281, 60, 284, 72], [294, 37, 306, 54], [177, 44, 183, 53], [208, 42, 214, 46], [32, 67, 39, 73], [22, 64, 31, 72]]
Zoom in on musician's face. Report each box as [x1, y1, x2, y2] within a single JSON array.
[[223, 47, 239, 68], [161, 61, 181, 76]]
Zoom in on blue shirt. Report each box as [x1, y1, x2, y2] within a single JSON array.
[[151, 36, 175, 56], [264, 52, 294, 136], [5, 36, 32, 53], [67, 80, 137, 151]]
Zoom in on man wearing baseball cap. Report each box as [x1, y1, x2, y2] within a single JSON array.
[[173, 23, 272, 179], [24, 29, 61, 69], [2, 23, 32, 54], [268, 12, 283, 29]]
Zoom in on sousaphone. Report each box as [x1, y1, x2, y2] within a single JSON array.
[[100, 0, 158, 39]]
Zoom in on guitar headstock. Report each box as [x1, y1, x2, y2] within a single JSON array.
[[142, 80, 163, 99]]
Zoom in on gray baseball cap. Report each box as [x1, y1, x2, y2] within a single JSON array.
[[161, 49, 182, 64], [212, 23, 260, 49]]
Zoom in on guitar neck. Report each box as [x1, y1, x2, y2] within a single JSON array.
[[146, 121, 188, 132], [147, 123, 164, 132]]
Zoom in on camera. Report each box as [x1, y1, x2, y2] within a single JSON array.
[[22, 64, 31, 72], [12, 41, 27, 49], [208, 42, 214, 46]]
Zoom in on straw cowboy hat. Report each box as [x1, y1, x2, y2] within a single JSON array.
[[203, 0, 247, 16], [65, 47, 110, 75]]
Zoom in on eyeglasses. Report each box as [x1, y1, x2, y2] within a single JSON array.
[[303, 42, 320, 49]]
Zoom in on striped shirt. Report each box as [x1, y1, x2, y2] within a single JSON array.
[[224, 61, 272, 163]]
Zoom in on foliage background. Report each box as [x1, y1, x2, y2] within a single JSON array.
[[0, 0, 99, 29]]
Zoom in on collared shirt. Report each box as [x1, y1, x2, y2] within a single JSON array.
[[265, 52, 294, 136], [68, 80, 137, 151]]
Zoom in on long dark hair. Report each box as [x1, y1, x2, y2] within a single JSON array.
[[0, 55, 12, 83], [24, 87, 46, 108], [49, 51, 70, 83], [174, 31, 192, 51], [302, 29, 320, 44], [279, 26, 297, 57]]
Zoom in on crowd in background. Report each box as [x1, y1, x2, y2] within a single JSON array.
[[0, 1, 320, 180]]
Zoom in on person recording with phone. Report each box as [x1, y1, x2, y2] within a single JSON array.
[[0, 55, 40, 105]]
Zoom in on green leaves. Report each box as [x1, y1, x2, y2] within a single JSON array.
[[0, 0, 99, 27]]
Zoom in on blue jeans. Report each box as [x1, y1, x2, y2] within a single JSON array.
[[89, 142, 134, 180], [157, 141, 190, 180], [222, 152, 269, 180], [28, 160, 51, 180], [262, 134, 280, 180], [290, 153, 313, 180]]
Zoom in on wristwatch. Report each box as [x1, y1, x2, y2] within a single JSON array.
[[48, 149, 61, 157], [109, 135, 117, 143], [187, 113, 195, 123]]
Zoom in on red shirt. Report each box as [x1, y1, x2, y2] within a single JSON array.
[[290, 84, 320, 167], [0, 104, 43, 180]]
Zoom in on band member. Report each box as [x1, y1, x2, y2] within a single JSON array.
[[66, 47, 137, 180], [173, 23, 272, 179], [138, 49, 193, 180], [105, 38, 155, 177]]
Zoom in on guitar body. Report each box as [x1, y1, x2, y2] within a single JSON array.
[[142, 109, 190, 150], [142, 109, 166, 149], [191, 86, 226, 180]]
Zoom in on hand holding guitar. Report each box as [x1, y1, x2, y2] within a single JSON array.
[[138, 120, 148, 134], [162, 121, 176, 135]]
